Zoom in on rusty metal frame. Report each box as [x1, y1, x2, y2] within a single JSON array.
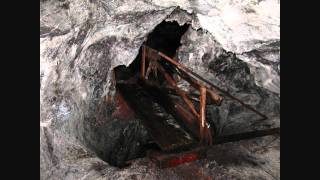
[[140, 45, 267, 146]]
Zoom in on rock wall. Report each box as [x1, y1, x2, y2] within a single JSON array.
[[40, 0, 279, 179], [176, 26, 279, 136]]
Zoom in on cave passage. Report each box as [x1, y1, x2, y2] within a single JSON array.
[[114, 21, 189, 81], [110, 21, 193, 167]]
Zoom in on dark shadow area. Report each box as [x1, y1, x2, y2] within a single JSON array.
[[145, 21, 189, 57], [115, 21, 190, 81]]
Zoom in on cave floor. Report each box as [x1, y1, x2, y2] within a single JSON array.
[[42, 129, 279, 180], [111, 134, 280, 180], [112, 60, 279, 179]]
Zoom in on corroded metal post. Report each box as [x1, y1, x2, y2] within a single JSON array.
[[199, 86, 206, 144], [141, 45, 146, 79]]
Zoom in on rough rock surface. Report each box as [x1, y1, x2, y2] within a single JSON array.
[[40, 0, 280, 179], [176, 27, 279, 136]]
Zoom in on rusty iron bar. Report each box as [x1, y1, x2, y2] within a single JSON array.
[[200, 87, 206, 129], [200, 86, 213, 146], [157, 50, 267, 120], [199, 86, 206, 144]]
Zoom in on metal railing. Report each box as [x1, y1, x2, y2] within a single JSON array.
[[140, 45, 267, 145]]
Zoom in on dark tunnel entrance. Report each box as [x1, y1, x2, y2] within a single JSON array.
[[145, 20, 189, 57], [109, 21, 191, 167], [114, 21, 189, 81]]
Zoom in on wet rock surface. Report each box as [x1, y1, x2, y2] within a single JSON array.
[[40, 0, 280, 179]]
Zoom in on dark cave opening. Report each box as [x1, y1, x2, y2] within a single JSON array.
[[114, 21, 190, 81], [109, 21, 191, 167], [145, 20, 189, 57]]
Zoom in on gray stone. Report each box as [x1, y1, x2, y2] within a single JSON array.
[[40, 0, 280, 179]]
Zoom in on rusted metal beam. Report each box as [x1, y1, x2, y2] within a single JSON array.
[[199, 86, 213, 145], [199, 86, 206, 144]]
